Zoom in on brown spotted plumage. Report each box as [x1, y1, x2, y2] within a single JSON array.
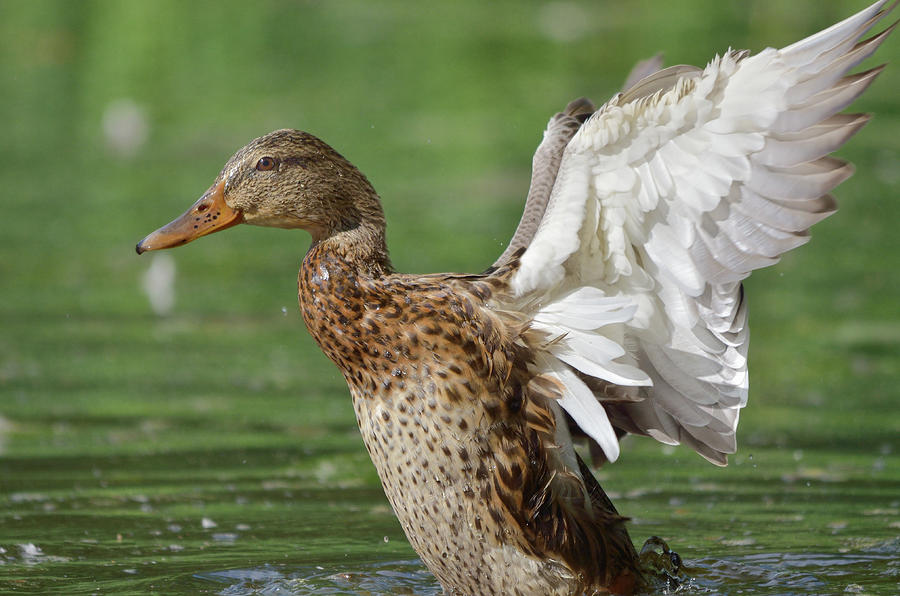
[[298, 232, 640, 595]]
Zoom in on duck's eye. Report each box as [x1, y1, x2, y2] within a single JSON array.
[[256, 156, 276, 171]]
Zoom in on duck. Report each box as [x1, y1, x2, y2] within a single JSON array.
[[136, 2, 895, 594]]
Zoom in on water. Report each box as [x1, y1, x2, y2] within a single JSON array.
[[194, 550, 900, 595], [2, 442, 898, 594], [200, 561, 441, 595]]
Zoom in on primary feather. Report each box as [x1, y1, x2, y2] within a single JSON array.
[[505, 0, 896, 465]]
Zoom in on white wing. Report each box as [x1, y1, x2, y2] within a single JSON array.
[[507, 0, 896, 465]]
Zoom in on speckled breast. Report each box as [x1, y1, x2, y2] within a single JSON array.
[[297, 247, 577, 595]]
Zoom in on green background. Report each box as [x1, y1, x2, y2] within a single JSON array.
[[1, 1, 897, 593]]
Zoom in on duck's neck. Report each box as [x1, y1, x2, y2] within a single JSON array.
[[300, 160, 394, 278], [318, 220, 392, 275], [305, 218, 393, 281]]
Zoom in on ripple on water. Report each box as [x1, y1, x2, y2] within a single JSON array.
[[682, 541, 900, 595], [196, 560, 441, 595], [194, 540, 899, 595]]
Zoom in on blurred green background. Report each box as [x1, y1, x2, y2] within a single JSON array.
[[1, 0, 898, 593]]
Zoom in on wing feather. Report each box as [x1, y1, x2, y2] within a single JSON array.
[[501, 1, 895, 464], [758, 113, 870, 166]]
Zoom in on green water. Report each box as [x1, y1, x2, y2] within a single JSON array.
[[3, 437, 898, 593], [1, 1, 898, 594]]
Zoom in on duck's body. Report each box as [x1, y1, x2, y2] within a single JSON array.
[[137, 3, 894, 594], [300, 236, 638, 594]]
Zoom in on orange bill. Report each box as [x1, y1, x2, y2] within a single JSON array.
[[136, 180, 243, 254]]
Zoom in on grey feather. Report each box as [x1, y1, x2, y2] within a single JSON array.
[[621, 53, 665, 92], [620, 64, 702, 105], [494, 97, 596, 266]]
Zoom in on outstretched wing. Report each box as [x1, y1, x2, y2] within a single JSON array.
[[504, 0, 896, 464]]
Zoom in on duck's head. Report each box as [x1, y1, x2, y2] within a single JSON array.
[[136, 129, 386, 254]]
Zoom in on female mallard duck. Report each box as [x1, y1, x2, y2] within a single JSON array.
[[137, 3, 894, 594]]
